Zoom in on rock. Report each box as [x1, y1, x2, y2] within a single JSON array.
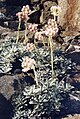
[[75, 34, 80, 39], [0, 26, 11, 38], [3, 21, 8, 27], [62, 114, 80, 119], [66, 52, 80, 65], [6, 20, 19, 29], [0, 75, 14, 99], [60, 97, 80, 116], [31, 0, 40, 4], [58, 0, 80, 35], [58, 0, 68, 26], [62, 35, 80, 52], [0, 74, 24, 99], [65, 45, 76, 53]]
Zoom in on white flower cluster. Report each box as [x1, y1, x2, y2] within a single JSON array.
[[50, 6, 61, 16], [28, 23, 38, 32], [34, 31, 44, 41], [26, 43, 34, 52], [16, 5, 31, 21], [22, 56, 36, 72], [44, 19, 58, 37], [34, 19, 58, 40]]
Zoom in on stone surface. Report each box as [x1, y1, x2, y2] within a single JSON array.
[[0, 75, 14, 99], [62, 114, 80, 119], [0, 74, 24, 99], [58, 0, 80, 34], [0, 26, 11, 37]]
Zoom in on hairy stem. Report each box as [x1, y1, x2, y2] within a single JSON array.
[[48, 36, 54, 79], [24, 20, 28, 44], [16, 19, 21, 43], [33, 66, 38, 86]]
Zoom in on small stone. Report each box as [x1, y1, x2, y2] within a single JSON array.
[[3, 21, 8, 27]]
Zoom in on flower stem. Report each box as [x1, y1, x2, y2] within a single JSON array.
[[34, 38, 39, 54], [16, 19, 21, 43], [54, 15, 56, 21], [24, 20, 28, 44], [43, 39, 46, 47], [34, 38, 37, 49], [33, 66, 38, 86], [48, 36, 54, 79]]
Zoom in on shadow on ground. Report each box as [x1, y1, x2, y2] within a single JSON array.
[[0, 93, 13, 119]]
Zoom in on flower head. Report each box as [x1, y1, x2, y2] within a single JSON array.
[[50, 6, 61, 16], [26, 43, 34, 52], [16, 5, 31, 21], [44, 19, 58, 37], [22, 56, 36, 72], [28, 23, 38, 32], [34, 31, 44, 41], [21, 5, 31, 15]]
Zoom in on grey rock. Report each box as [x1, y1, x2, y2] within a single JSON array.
[[0, 74, 24, 99]]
